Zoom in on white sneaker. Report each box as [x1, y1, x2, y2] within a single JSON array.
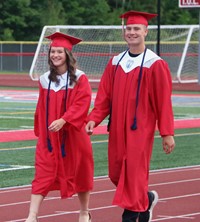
[[138, 190, 159, 222]]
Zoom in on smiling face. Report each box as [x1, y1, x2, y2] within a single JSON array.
[[124, 24, 148, 53], [49, 46, 67, 73]]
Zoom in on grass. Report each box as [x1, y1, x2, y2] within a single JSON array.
[[0, 71, 28, 75], [173, 106, 200, 119]]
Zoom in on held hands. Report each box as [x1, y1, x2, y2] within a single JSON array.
[[85, 121, 95, 135], [48, 118, 66, 132], [162, 135, 175, 154]]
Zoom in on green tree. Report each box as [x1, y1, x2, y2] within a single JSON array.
[[62, 0, 111, 25], [0, 0, 41, 40], [160, 1, 199, 25], [39, 0, 66, 26]]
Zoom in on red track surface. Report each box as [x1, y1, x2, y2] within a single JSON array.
[[0, 166, 200, 222]]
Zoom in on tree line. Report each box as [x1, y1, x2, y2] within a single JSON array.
[[0, 0, 198, 41]]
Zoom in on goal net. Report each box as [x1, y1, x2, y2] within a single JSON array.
[[29, 25, 199, 84]]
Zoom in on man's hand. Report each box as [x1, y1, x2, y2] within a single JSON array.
[[85, 121, 96, 135], [162, 135, 175, 154], [48, 118, 66, 132]]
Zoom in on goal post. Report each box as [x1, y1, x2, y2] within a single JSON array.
[[176, 25, 199, 83], [29, 25, 199, 84]]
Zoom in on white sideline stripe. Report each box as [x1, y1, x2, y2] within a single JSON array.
[[0, 146, 35, 151], [0, 184, 200, 208], [1, 174, 199, 196], [0, 140, 108, 152], [0, 116, 34, 120], [0, 189, 116, 207], [159, 192, 200, 201], [149, 178, 200, 187], [5, 205, 118, 222], [150, 165, 200, 174], [154, 212, 200, 221], [0, 129, 34, 133], [0, 165, 199, 192], [5, 202, 200, 222], [0, 176, 110, 193], [5, 197, 200, 222], [0, 165, 34, 172]]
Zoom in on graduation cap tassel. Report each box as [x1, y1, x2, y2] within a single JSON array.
[[60, 72, 69, 158], [61, 143, 66, 157], [107, 49, 129, 132], [130, 48, 147, 131], [131, 117, 137, 130], [107, 112, 111, 132], [46, 80, 53, 153], [47, 138, 53, 152]]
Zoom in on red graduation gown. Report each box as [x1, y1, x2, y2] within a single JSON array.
[[88, 49, 174, 211], [32, 70, 94, 198]]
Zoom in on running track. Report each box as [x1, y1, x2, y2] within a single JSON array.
[[0, 166, 200, 222]]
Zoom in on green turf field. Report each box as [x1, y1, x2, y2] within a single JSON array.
[[0, 90, 200, 188]]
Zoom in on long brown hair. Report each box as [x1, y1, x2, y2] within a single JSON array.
[[48, 48, 77, 85]]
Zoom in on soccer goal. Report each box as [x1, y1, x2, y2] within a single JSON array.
[[29, 25, 199, 84]]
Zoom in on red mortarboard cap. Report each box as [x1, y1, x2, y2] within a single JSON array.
[[45, 32, 82, 51], [120, 10, 157, 26]]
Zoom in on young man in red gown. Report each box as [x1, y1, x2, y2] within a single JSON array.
[[86, 10, 175, 222]]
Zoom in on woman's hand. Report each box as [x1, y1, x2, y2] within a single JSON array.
[[48, 118, 66, 132]]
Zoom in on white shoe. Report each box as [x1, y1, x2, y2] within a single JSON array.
[[138, 190, 159, 222]]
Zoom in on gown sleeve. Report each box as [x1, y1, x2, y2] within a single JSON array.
[[61, 74, 91, 130], [34, 82, 43, 137], [87, 59, 114, 126], [149, 60, 174, 136]]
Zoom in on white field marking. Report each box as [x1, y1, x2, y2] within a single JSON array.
[[92, 140, 108, 144], [0, 185, 31, 192], [149, 178, 200, 187], [175, 115, 200, 118], [0, 183, 199, 208], [0, 165, 199, 193], [0, 129, 34, 133], [20, 126, 34, 129], [0, 189, 116, 208], [173, 94, 200, 97], [153, 212, 200, 221], [0, 196, 64, 207], [0, 111, 34, 114], [0, 146, 35, 151], [0, 127, 18, 130], [1, 107, 35, 110], [0, 165, 34, 172], [175, 132, 200, 137], [158, 192, 200, 201], [0, 116, 34, 119], [0, 176, 109, 193], [5, 201, 200, 222], [150, 165, 200, 174], [92, 167, 200, 179], [5, 205, 118, 222]]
